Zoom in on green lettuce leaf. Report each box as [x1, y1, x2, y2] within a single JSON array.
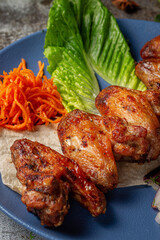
[[69, 0, 146, 90], [44, 0, 146, 113], [44, 0, 99, 113]]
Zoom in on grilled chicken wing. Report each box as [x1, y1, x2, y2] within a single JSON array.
[[140, 35, 160, 59], [135, 35, 160, 90], [58, 109, 150, 166], [21, 179, 69, 227], [100, 115, 149, 161], [11, 139, 106, 226], [95, 85, 160, 160], [58, 109, 118, 192], [135, 59, 160, 90], [142, 90, 160, 118]]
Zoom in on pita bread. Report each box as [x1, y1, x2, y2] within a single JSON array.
[[0, 124, 62, 194], [0, 124, 159, 194]]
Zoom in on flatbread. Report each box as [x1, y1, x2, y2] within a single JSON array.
[[0, 124, 159, 194], [0, 124, 62, 194], [117, 160, 160, 188]]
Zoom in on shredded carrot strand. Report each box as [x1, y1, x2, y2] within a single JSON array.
[[0, 59, 67, 130]]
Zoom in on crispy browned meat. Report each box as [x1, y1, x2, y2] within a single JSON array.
[[11, 139, 106, 226], [58, 109, 118, 192], [21, 180, 70, 227], [101, 115, 149, 161], [58, 109, 150, 164], [142, 90, 160, 118], [140, 35, 160, 59], [135, 35, 160, 90], [96, 85, 160, 161], [135, 59, 160, 91]]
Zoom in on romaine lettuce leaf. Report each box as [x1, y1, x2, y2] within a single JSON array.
[[44, 0, 99, 114], [69, 0, 146, 90], [44, 0, 146, 114]]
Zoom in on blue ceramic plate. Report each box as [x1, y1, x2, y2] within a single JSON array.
[[0, 19, 160, 240]]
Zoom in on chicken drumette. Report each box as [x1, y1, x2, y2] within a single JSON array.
[[135, 35, 160, 90], [95, 85, 160, 161], [140, 35, 160, 59], [11, 139, 106, 227], [57, 108, 153, 192], [58, 109, 118, 192]]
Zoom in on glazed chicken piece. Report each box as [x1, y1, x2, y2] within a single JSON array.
[[11, 139, 106, 227], [135, 59, 160, 90], [96, 85, 160, 160], [99, 114, 149, 162], [142, 90, 160, 118], [58, 109, 118, 192], [21, 179, 69, 227], [140, 35, 160, 59], [58, 109, 152, 191], [135, 35, 160, 90]]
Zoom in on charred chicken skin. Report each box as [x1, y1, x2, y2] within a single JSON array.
[[95, 85, 160, 161], [135, 59, 160, 91], [58, 108, 151, 174], [140, 35, 160, 59], [58, 109, 118, 192], [11, 139, 106, 227], [142, 90, 160, 118], [135, 35, 160, 90]]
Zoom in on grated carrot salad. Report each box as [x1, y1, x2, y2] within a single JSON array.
[[0, 59, 67, 130]]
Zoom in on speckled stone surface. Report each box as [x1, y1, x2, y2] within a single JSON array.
[[0, 0, 159, 239], [0, 0, 160, 50]]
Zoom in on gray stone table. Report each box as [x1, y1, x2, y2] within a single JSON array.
[[0, 0, 159, 239]]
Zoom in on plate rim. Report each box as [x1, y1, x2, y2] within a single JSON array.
[[0, 18, 160, 240]]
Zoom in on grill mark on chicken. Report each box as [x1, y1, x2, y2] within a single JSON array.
[[11, 139, 106, 227], [136, 35, 160, 91], [96, 85, 160, 160], [58, 109, 119, 192]]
